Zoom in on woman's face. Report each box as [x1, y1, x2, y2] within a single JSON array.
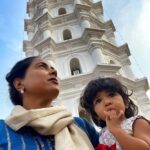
[[21, 58, 59, 101]]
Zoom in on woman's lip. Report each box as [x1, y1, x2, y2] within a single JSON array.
[[48, 78, 59, 84], [48, 77, 58, 81]]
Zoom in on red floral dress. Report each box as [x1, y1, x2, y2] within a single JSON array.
[[95, 116, 139, 150]]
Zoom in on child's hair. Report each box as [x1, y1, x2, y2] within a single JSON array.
[[80, 77, 138, 128]]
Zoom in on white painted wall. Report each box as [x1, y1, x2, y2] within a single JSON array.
[[49, 4, 74, 18], [52, 24, 82, 43], [55, 51, 95, 79]]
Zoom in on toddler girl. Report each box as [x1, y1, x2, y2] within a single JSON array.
[[80, 77, 150, 150]]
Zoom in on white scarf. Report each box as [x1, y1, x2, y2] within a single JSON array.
[[5, 105, 94, 150]]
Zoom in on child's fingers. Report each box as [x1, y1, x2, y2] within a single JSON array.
[[118, 110, 124, 119], [106, 110, 123, 121], [104, 111, 110, 121], [104, 111, 108, 118], [107, 110, 117, 120], [111, 110, 117, 117]]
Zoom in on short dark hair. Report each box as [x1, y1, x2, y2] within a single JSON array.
[[6, 56, 40, 105], [80, 77, 138, 128]]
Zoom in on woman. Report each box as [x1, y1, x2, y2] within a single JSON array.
[[0, 56, 99, 150]]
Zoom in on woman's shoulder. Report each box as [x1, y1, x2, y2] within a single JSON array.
[[0, 119, 11, 147], [0, 120, 54, 150], [0, 119, 5, 130], [74, 117, 94, 131], [74, 117, 99, 148], [0, 119, 5, 123], [74, 117, 87, 126]]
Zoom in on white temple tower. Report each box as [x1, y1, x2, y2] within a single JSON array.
[[23, 0, 150, 120]]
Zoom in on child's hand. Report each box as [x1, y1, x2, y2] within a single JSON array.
[[104, 110, 124, 134]]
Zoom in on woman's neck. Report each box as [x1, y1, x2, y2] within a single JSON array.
[[23, 96, 52, 109]]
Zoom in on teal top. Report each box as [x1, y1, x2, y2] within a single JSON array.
[[0, 117, 99, 150]]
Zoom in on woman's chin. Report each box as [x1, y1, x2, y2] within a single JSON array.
[[49, 88, 59, 99]]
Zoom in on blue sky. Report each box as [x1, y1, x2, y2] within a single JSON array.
[[0, 0, 150, 119], [0, 0, 26, 118]]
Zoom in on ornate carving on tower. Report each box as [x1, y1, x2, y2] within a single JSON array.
[[24, 0, 150, 119]]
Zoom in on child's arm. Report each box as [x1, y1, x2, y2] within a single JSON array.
[[105, 111, 150, 150]]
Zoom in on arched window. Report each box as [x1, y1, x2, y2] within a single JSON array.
[[63, 29, 72, 40], [110, 60, 115, 64], [70, 58, 81, 75], [58, 8, 67, 15]]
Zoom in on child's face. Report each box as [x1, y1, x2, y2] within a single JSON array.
[[93, 90, 126, 121]]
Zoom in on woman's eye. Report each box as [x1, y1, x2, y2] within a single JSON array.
[[39, 65, 45, 68], [39, 64, 47, 68]]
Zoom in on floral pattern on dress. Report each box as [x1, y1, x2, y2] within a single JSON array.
[[95, 116, 139, 150]]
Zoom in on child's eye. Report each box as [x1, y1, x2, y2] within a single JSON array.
[[94, 98, 102, 105], [108, 92, 116, 97]]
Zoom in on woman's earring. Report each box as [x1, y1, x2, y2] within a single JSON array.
[[20, 89, 24, 94]]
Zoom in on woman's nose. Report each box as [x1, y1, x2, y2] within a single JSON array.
[[49, 66, 57, 76]]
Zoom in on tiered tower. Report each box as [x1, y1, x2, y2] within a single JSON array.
[[24, 0, 150, 120]]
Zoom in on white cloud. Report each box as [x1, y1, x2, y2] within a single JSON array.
[[136, 0, 150, 45], [119, 1, 150, 80], [126, 1, 150, 53], [139, 1, 150, 30], [102, 0, 150, 98]]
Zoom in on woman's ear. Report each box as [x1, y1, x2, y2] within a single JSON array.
[[13, 78, 24, 92]]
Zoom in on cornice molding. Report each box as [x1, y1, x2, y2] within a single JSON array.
[[101, 41, 130, 56], [23, 28, 131, 60], [23, 28, 105, 51], [117, 76, 149, 92], [59, 64, 121, 90], [92, 1, 103, 15], [25, 2, 107, 30]]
